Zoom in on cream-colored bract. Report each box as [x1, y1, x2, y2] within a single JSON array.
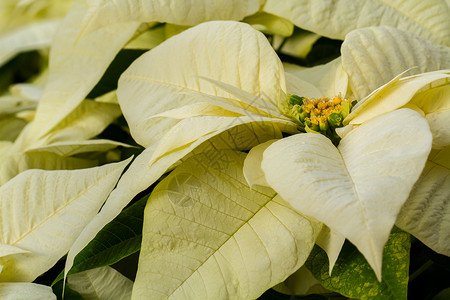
[[26, 0, 139, 142], [0, 151, 97, 186], [260, 109, 432, 280], [65, 120, 289, 284], [0, 244, 30, 258], [78, 0, 263, 38], [117, 21, 289, 148], [64, 23, 296, 278], [284, 57, 348, 98], [70, 21, 448, 287], [25, 139, 131, 157], [243, 11, 294, 37], [0, 158, 131, 282], [346, 71, 450, 124], [396, 147, 450, 256], [0, 282, 56, 300], [0, 0, 73, 34], [345, 70, 450, 148], [68, 266, 133, 300], [243, 139, 278, 189], [263, 0, 450, 46], [133, 150, 321, 299], [342, 26, 450, 99], [0, 19, 59, 67], [0, 98, 124, 186]]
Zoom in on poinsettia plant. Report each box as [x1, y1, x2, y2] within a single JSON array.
[[0, 0, 449, 299]]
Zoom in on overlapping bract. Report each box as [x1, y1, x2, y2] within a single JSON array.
[[112, 21, 447, 285]]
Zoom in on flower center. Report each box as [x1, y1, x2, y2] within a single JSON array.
[[283, 94, 354, 145]]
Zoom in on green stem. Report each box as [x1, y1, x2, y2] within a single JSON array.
[[409, 260, 433, 282]]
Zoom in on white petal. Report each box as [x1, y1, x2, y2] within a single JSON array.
[[25, 139, 131, 157], [426, 109, 450, 148], [315, 226, 346, 275]]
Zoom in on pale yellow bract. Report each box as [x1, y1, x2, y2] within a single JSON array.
[[0, 0, 75, 67], [67, 266, 133, 300], [28, 0, 447, 296], [263, 0, 450, 47], [70, 20, 448, 297], [0, 159, 131, 282]]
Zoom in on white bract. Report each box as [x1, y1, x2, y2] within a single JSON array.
[[0, 0, 75, 66], [65, 20, 449, 289], [262, 0, 450, 46], [0, 159, 130, 282]]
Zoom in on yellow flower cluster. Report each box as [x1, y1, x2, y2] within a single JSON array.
[[286, 94, 353, 144]]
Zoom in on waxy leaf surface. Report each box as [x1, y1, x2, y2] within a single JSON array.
[[306, 227, 410, 300], [0, 282, 56, 300], [0, 19, 59, 67], [263, 0, 450, 46], [27, 0, 139, 142], [0, 159, 130, 281], [134, 149, 322, 299], [79, 0, 263, 37], [396, 147, 450, 256], [342, 26, 450, 99], [284, 57, 348, 98], [261, 109, 432, 279], [68, 266, 133, 300], [65, 120, 288, 282], [117, 21, 288, 148]]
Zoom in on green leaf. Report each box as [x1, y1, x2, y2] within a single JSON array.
[[53, 194, 147, 284], [433, 288, 450, 300], [306, 227, 410, 300], [52, 281, 84, 300]]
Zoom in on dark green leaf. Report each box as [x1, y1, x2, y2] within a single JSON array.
[[258, 289, 331, 300], [306, 227, 410, 300], [52, 280, 84, 300], [53, 194, 148, 284], [433, 288, 450, 300], [87, 49, 147, 98]]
